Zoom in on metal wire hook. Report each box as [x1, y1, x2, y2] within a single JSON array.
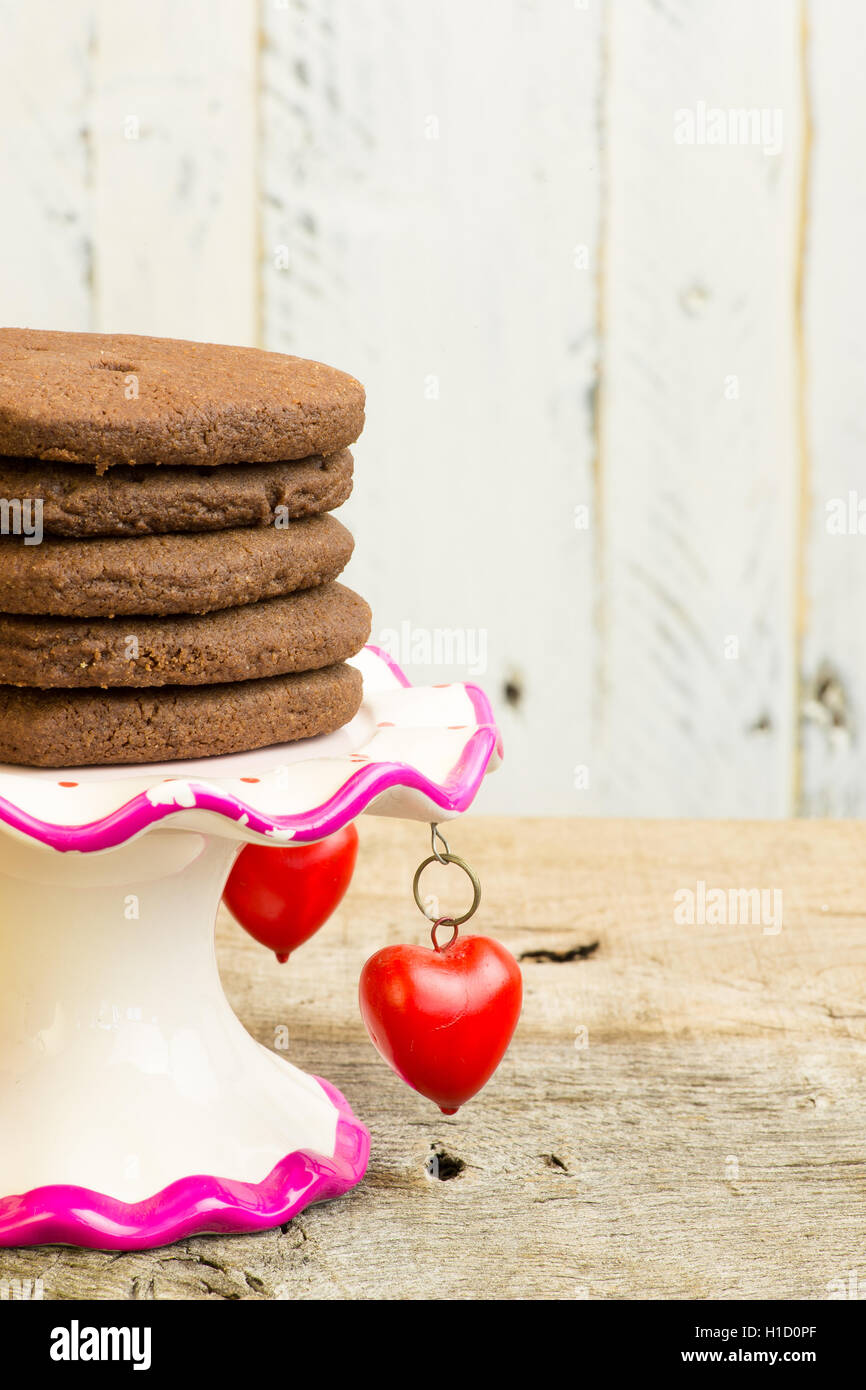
[[430, 917, 459, 951], [430, 822, 450, 864]]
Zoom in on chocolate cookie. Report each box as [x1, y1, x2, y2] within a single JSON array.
[[0, 582, 371, 688], [0, 514, 354, 617], [0, 329, 364, 471], [0, 662, 363, 767], [0, 450, 353, 537]]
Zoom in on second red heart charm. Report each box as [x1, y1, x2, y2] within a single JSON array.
[[359, 933, 522, 1114]]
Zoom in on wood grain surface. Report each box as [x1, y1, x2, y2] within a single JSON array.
[[2, 0, 866, 816], [2, 815, 864, 1301], [799, 0, 866, 815], [599, 0, 802, 819], [260, 0, 603, 818], [91, 0, 258, 344]]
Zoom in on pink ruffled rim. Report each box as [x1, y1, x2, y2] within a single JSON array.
[[0, 1077, 370, 1251], [0, 647, 502, 853]]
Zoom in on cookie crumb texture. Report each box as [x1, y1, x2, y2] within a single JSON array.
[[0, 329, 365, 470], [0, 663, 364, 767], [0, 450, 354, 536], [0, 514, 354, 617], [0, 583, 372, 688]]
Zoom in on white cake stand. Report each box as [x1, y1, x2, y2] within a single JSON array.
[[0, 646, 501, 1250]]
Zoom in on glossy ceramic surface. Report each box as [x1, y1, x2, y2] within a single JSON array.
[[0, 648, 500, 1248], [0, 646, 502, 851]]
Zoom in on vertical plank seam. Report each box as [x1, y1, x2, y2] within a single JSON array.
[[253, 0, 265, 348], [85, 11, 100, 332], [792, 0, 814, 814], [592, 0, 612, 753]]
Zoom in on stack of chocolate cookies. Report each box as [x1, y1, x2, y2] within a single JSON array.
[[0, 329, 371, 768]]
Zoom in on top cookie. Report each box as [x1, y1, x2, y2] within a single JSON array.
[[0, 328, 365, 472]]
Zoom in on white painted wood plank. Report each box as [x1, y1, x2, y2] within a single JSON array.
[[261, 0, 603, 814], [799, 0, 866, 815], [90, 0, 257, 345], [0, 1, 95, 330], [598, 0, 803, 817]]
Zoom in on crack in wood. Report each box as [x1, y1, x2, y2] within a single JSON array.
[[801, 663, 852, 746], [541, 1153, 570, 1173], [426, 1144, 465, 1181], [520, 941, 600, 964]]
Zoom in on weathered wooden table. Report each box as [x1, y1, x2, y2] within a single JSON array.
[[2, 816, 864, 1300]]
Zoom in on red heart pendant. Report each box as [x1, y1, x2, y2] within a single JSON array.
[[223, 823, 359, 963], [359, 932, 522, 1114]]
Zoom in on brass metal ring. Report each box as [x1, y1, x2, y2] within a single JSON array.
[[413, 851, 482, 927]]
